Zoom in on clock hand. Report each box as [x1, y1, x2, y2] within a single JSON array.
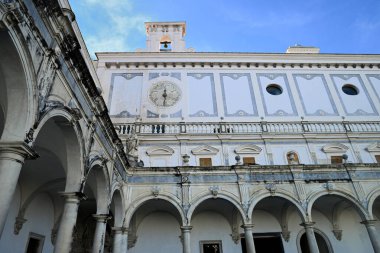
[[162, 89, 167, 106]]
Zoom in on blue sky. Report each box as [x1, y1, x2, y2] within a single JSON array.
[[69, 0, 380, 57]]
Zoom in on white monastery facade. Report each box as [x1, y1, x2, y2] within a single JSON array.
[[1, 1, 380, 253]]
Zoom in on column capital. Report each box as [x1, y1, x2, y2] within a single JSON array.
[[300, 222, 316, 228], [241, 224, 255, 230], [180, 226, 193, 232], [59, 192, 87, 203], [93, 214, 111, 223], [112, 226, 128, 234], [0, 141, 38, 163], [361, 220, 378, 226]]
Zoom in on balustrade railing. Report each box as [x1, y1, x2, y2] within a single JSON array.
[[114, 121, 380, 136]]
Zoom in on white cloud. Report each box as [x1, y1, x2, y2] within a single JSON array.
[[82, 0, 133, 12], [86, 35, 132, 54], [71, 0, 151, 57]]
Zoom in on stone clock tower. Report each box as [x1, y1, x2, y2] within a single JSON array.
[[141, 21, 194, 52]]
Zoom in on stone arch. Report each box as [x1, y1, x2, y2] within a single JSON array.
[[0, 25, 37, 142], [83, 161, 111, 214], [124, 194, 185, 228], [12, 179, 64, 236], [146, 145, 175, 156], [248, 191, 307, 222], [321, 143, 349, 153], [307, 191, 369, 220], [234, 144, 262, 155], [34, 109, 85, 192], [187, 192, 246, 223], [191, 145, 219, 155], [367, 188, 380, 219], [110, 187, 124, 227]]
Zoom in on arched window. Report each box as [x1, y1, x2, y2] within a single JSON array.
[[287, 151, 300, 165]]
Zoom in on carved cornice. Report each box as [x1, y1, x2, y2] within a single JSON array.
[[103, 61, 380, 71]]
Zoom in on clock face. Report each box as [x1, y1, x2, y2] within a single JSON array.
[[149, 81, 182, 107]]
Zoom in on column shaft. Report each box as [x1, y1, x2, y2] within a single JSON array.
[[301, 222, 320, 253], [112, 227, 128, 253], [362, 220, 380, 253], [242, 225, 256, 253], [54, 193, 82, 253], [0, 147, 31, 237], [92, 214, 110, 253], [181, 226, 192, 253]]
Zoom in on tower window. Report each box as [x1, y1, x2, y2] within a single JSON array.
[[160, 41, 172, 51]]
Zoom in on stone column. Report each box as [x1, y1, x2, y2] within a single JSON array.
[[301, 222, 320, 253], [361, 220, 380, 253], [112, 227, 128, 253], [181, 226, 192, 253], [242, 224, 256, 253], [92, 214, 110, 253], [54, 192, 84, 253], [0, 143, 37, 237]]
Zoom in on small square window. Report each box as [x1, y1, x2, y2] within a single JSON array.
[[200, 241, 222, 253], [243, 157, 255, 165], [199, 158, 212, 167], [375, 155, 380, 163], [331, 156, 343, 164]]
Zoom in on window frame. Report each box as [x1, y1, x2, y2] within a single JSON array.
[[200, 240, 223, 253], [199, 157, 212, 167], [25, 232, 45, 253]]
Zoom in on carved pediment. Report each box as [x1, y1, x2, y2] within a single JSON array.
[[366, 142, 380, 152], [191, 145, 219, 155], [146, 146, 174, 156], [322, 143, 349, 154], [234, 144, 262, 155]]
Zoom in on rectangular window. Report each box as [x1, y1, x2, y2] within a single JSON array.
[[243, 157, 255, 165], [200, 241, 222, 253], [199, 158, 212, 167], [25, 233, 44, 253], [375, 155, 380, 163], [331, 156, 343, 164]]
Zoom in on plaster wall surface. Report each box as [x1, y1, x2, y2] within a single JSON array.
[[191, 211, 242, 253], [96, 66, 380, 123], [0, 188, 54, 253], [128, 212, 182, 253]]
